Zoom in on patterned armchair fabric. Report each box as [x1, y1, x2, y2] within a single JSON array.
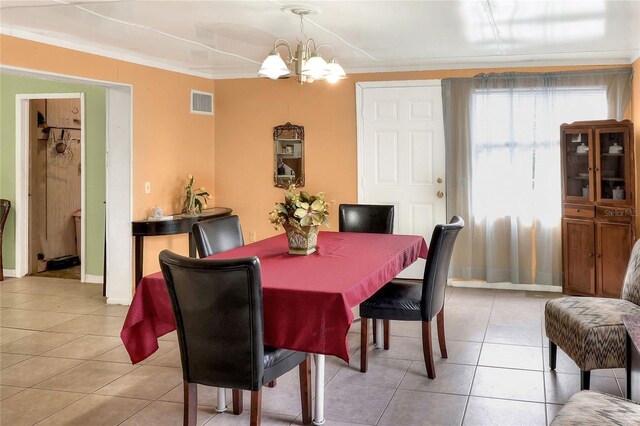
[[545, 297, 640, 370], [550, 390, 640, 425], [545, 239, 640, 372], [622, 239, 640, 306]]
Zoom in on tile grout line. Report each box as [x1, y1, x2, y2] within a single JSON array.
[[460, 288, 495, 425], [374, 346, 415, 425]]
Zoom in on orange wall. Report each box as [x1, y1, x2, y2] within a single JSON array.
[[215, 65, 632, 241], [0, 35, 215, 276], [2, 34, 634, 275]]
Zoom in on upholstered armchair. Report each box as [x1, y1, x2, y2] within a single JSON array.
[[551, 390, 640, 425], [545, 238, 640, 390]]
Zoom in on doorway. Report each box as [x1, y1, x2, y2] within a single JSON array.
[[28, 97, 83, 279], [356, 80, 447, 278], [7, 64, 133, 305]]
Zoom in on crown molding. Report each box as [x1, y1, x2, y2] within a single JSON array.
[[1, 27, 214, 79], [2, 27, 635, 81]]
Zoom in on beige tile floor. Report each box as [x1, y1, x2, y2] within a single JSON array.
[[0, 276, 627, 425]]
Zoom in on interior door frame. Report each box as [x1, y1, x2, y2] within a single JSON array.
[[355, 79, 445, 279], [355, 79, 443, 204], [16, 93, 85, 280], [5, 64, 133, 305]]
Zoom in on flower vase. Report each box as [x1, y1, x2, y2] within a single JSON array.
[[283, 224, 319, 255], [181, 192, 199, 216]]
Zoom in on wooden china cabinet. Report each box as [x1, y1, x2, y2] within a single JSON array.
[[561, 119, 635, 298]]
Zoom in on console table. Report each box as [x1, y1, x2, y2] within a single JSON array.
[[131, 207, 232, 286]]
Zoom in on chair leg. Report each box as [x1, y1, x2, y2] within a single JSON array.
[[549, 341, 557, 370], [421, 321, 436, 379], [437, 307, 447, 358], [580, 370, 591, 390], [184, 381, 197, 426], [372, 318, 378, 345], [383, 320, 390, 350], [360, 317, 368, 373], [250, 389, 262, 426], [267, 379, 276, 388], [299, 356, 312, 425], [232, 389, 243, 415]]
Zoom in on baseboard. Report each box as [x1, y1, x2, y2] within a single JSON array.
[[83, 274, 104, 284], [2, 269, 17, 278], [106, 297, 131, 306], [449, 280, 562, 293]]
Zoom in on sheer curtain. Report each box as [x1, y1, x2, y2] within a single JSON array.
[[442, 69, 632, 286]]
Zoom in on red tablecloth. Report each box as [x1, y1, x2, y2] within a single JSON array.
[[121, 231, 427, 364]]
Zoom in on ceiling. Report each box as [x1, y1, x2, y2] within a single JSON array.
[[1, 0, 639, 79]]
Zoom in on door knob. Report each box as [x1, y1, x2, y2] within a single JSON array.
[[437, 191, 444, 198], [437, 177, 443, 183]]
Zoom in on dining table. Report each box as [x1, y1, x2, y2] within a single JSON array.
[[120, 230, 427, 425]]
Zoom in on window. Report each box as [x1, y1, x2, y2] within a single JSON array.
[[471, 87, 607, 225]]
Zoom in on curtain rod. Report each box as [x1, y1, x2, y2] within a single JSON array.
[[451, 67, 633, 82]]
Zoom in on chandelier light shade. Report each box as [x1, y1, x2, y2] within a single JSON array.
[[258, 8, 347, 85], [325, 58, 347, 83], [300, 53, 329, 80], [258, 50, 291, 80]]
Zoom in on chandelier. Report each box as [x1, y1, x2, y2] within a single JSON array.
[[258, 7, 347, 85]]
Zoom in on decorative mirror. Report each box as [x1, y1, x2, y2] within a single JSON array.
[[274, 122, 305, 188]]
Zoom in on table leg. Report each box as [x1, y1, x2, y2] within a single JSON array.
[[216, 388, 227, 412], [134, 236, 143, 287], [375, 319, 384, 349], [313, 354, 325, 425], [189, 232, 197, 258]]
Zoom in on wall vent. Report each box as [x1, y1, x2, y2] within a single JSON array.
[[190, 90, 213, 115]]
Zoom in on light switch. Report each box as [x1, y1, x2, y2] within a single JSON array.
[[144, 182, 151, 194]]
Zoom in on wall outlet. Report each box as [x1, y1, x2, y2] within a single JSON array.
[[144, 182, 151, 194], [249, 231, 257, 243]]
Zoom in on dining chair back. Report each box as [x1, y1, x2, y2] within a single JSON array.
[[192, 215, 244, 258], [0, 199, 11, 281], [339, 204, 394, 234], [421, 215, 465, 321], [160, 250, 264, 390], [159, 250, 311, 426]]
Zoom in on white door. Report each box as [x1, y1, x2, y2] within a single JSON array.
[[356, 81, 446, 278]]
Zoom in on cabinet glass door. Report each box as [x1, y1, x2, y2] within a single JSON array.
[[596, 128, 628, 204], [563, 129, 592, 200]]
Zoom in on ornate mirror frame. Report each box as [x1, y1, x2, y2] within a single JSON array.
[[274, 122, 305, 188]]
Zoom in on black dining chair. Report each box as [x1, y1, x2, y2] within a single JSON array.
[[0, 199, 10, 281], [359, 216, 464, 378], [192, 216, 282, 389], [192, 215, 244, 258], [339, 204, 394, 235], [159, 250, 311, 426], [338, 203, 395, 368]]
